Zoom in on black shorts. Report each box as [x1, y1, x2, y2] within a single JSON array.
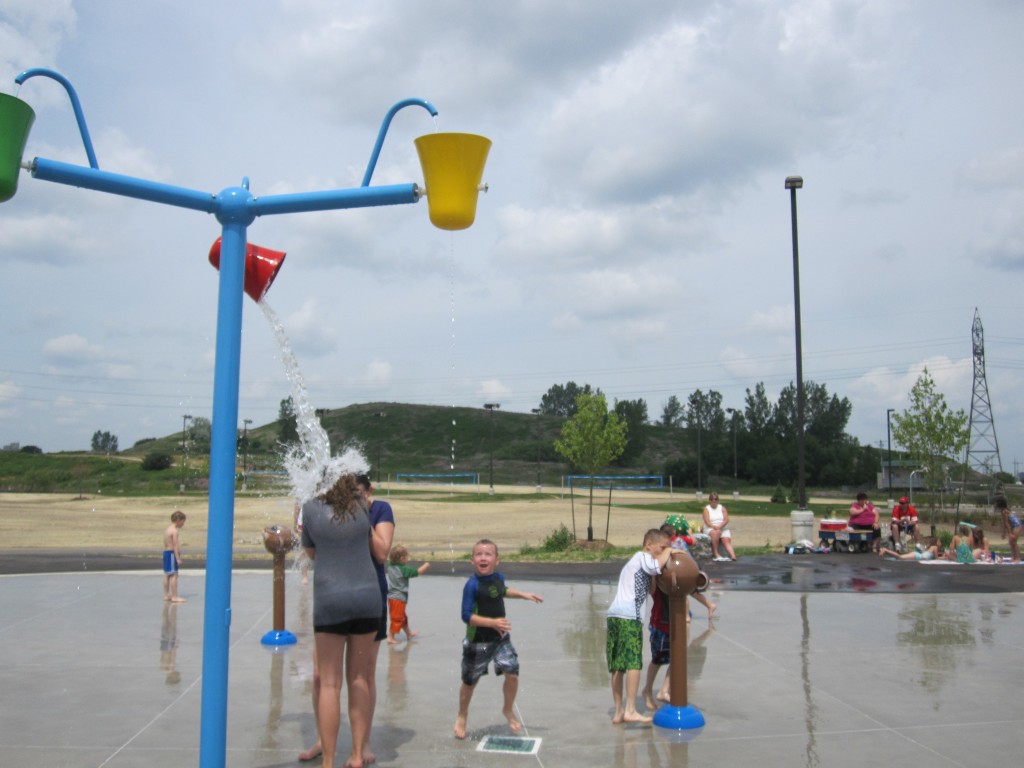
[[314, 616, 379, 636]]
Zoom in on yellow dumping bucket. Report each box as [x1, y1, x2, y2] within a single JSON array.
[[415, 132, 491, 231], [0, 93, 35, 203]]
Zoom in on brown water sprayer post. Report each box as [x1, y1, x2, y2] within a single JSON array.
[[260, 526, 298, 646], [653, 550, 708, 729]]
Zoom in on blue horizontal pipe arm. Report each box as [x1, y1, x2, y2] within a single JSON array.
[[361, 98, 437, 187], [252, 183, 420, 216], [31, 158, 218, 213], [15, 68, 99, 170]]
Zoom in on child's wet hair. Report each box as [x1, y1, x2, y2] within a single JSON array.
[[643, 528, 669, 546], [474, 538, 499, 557], [171, 510, 186, 523]]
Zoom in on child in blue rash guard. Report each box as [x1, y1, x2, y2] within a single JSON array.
[[453, 539, 543, 740]]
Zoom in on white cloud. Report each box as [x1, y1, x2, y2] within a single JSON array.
[[42, 333, 104, 363], [478, 379, 510, 402], [959, 146, 1024, 192], [0, 380, 20, 401]]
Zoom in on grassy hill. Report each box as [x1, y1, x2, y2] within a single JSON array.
[[2, 402, 697, 495]]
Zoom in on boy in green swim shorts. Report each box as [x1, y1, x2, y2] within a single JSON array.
[[606, 528, 672, 724]]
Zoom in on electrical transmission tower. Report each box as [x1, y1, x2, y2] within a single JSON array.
[[958, 309, 1003, 511]]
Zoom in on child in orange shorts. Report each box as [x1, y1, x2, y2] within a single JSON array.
[[385, 544, 430, 644]]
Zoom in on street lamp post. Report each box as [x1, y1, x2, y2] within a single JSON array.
[[181, 413, 191, 492], [484, 403, 500, 495], [696, 421, 703, 495], [886, 408, 895, 502], [531, 408, 542, 492], [909, 468, 927, 506], [241, 418, 252, 490], [725, 407, 738, 480], [373, 411, 386, 484], [786, 175, 812, 544]]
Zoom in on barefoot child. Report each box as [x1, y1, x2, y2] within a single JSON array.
[[997, 496, 1021, 562], [453, 539, 543, 740], [642, 525, 716, 711], [607, 528, 672, 725], [385, 544, 430, 644], [162, 511, 187, 603]]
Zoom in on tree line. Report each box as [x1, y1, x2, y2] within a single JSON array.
[[540, 379, 878, 488], [542, 368, 974, 498]]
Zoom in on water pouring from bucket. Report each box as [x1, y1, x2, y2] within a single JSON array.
[[415, 132, 491, 231]]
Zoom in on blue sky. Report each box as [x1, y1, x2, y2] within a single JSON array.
[[2, 1, 1023, 476]]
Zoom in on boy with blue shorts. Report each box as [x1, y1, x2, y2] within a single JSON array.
[[607, 528, 671, 724], [162, 510, 187, 603], [454, 539, 543, 740]]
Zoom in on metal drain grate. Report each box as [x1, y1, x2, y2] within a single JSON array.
[[476, 735, 541, 755]]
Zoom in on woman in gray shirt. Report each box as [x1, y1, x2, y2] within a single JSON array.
[[301, 473, 381, 768]]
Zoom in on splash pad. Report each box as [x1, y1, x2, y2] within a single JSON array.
[[3, 67, 489, 768]]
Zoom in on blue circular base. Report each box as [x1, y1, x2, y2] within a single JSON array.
[[653, 704, 705, 730], [260, 629, 297, 646]]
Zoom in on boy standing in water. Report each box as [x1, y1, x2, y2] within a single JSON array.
[[454, 539, 543, 740], [607, 528, 672, 725], [386, 544, 430, 644], [162, 510, 187, 603]]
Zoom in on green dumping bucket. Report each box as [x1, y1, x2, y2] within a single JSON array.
[[0, 92, 35, 203]]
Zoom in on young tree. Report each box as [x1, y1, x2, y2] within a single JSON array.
[[90, 430, 118, 454], [891, 368, 969, 522], [189, 416, 212, 451], [660, 395, 684, 427], [554, 392, 627, 541], [685, 390, 724, 487], [538, 381, 597, 417], [278, 397, 299, 444], [613, 397, 648, 465]]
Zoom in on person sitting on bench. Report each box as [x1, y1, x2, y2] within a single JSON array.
[[890, 496, 918, 551], [848, 492, 881, 553]]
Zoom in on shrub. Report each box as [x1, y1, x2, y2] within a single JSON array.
[[541, 523, 574, 552], [142, 452, 173, 471], [770, 483, 788, 504], [19, 445, 42, 454]]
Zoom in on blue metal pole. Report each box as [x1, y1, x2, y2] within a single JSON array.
[[31, 157, 217, 213], [15, 68, 99, 169], [361, 98, 437, 187], [199, 186, 254, 768], [252, 183, 419, 217]]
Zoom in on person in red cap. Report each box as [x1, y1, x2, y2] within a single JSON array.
[[890, 496, 918, 551]]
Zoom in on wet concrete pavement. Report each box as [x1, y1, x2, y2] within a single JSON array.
[[0, 556, 1021, 767], [3, 548, 1022, 593]]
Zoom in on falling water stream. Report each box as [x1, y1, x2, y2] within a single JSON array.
[[257, 299, 367, 502], [448, 233, 459, 569]]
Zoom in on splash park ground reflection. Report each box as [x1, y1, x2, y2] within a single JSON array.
[[0, 568, 1021, 767]]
